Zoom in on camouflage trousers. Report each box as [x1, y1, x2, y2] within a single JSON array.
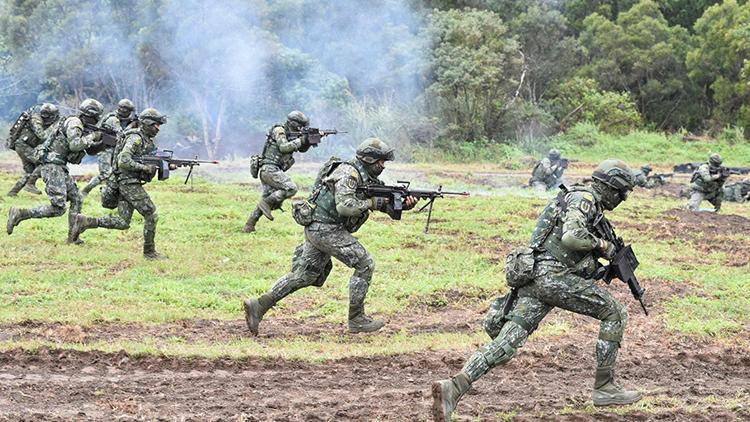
[[27, 164, 82, 230], [258, 165, 298, 209], [9, 143, 41, 192], [95, 180, 158, 248], [462, 260, 627, 383], [686, 189, 722, 211], [723, 183, 749, 203], [81, 148, 113, 195], [265, 222, 374, 317]]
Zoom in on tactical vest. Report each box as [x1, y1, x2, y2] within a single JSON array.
[[112, 128, 155, 183], [529, 185, 601, 271], [691, 164, 725, 193], [311, 159, 375, 231], [260, 124, 297, 171], [39, 116, 85, 165]]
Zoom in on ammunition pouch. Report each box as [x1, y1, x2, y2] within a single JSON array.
[[250, 155, 261, 179], [505, 247, 535, 288], [292, 199, 315, 226], [101, 177, 120, 209], [484, 292, 518, 340], [66, 151, 86, 165]]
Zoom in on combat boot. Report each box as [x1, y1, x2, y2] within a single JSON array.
[[592, 366, 642, 406], [7, 180, 25, 197], [23, 183, 42, 195], [143, 243, 168, 260], [348, 303, 385, 333], [243, 294, 275, 335], [6, 207, 31, 235], [431, 371, 471, 422], [71, 213, 98, 240], [242, 208, 263, 233], [257, 199, 274, 221]]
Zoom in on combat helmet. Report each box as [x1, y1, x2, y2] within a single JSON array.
[[548, 148, 561, 160], [138, 107, 166, 137], [356, 137, 395, 177], [641, 164, 652, 175], [117, 98, 136, 118], [286, 110, 309, 130], [39, 103, 59, 124], [709, 153, 722, 167], [591, 159, 635, 210], [79, 98, 104, 120]]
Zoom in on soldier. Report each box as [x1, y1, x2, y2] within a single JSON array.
[[243, 111, 311, 232], [686, 153, 728, 212], [634, 165, 669, 189], [81, 99, 137, 197], [6, 99, 104, 243], [6, 103, 60, 196], [723, 179, 750, 203], [243, 138, 418, 334], [69, 108, 170, 260], [529, 148, 567, 192], [432, 160, 641, 421]]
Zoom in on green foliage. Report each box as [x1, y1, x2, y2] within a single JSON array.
[[687, 0, 750, 136], [551, 77, 642, 134], [423, 8, 521, 141]]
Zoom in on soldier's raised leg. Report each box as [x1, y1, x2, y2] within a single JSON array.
[[244, 240, 331, 335], [258, 165, 298, 218], [7, 164, 68, 235], [686, 191, 704, 211]]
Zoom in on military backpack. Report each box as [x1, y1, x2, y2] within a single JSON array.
[[5, 110, 32, 151]]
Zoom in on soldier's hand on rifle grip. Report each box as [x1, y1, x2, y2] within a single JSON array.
[[598, 238, 617, 261], [168, 163, 178, 170], [402, 195, 419, 210], [368, 196, 388, 211]]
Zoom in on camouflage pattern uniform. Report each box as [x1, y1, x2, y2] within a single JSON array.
[[243, 111, 310, 232], [432, 160, 641, 421], [70, 108, 168, 260], [243, 138, 411, 334], [530, 149, 565, 192], [81, 99, 137, 196], [633, 165, 656, 188], [7, 104, 60, 196], [723, 179, 750, 203], [6, 100, 103, 243], [686, 153, 726, 211]]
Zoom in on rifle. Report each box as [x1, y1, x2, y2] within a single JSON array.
[[83, 122, 120, 155], [673, 162, 701, 173], [593, 214, 648, 316], [720, 167, 749, 177], [647, 173, 672, 185], [355, 181, 470, 233], [134, 150, 219, 184], [288, 127, 346, 148]]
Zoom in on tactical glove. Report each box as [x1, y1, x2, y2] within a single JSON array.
[[368, 196, 388, 211], [598, 238, 617, 261]]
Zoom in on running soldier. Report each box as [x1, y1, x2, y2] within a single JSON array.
[[6, 103, 60, 196]]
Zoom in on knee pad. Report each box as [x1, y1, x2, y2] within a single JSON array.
[[353, 253, 374, 281], [479, 338, 517, 368], [284, 184, 298, 198], [599, 303, 627, 343]]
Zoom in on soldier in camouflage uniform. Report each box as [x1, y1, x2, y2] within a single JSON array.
[[529, 148, 566, 192], [6, 103, 60, 196], [243, 138, 418, 334], [633, 165, 654, 188], [723, 179, 750, 203], [70, 108, 170, 260], [686, 153, 728, 212], [432, 160, 641, 421], [81, 99, 137, 197], [243, 111, 311, 232], [6, 99, 104, 243]]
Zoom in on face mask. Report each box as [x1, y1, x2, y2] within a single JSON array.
[[142, 123, 160, 137], [365, 161, 385, 177], [600, 186, 627, 210]]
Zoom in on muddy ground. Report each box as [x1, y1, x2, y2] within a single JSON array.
[[2, 161, 749, 420]]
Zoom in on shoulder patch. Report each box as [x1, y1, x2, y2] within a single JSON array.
[[580, 198, 592, 214]]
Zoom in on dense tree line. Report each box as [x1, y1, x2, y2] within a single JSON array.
[[0, 0, 748, 159]]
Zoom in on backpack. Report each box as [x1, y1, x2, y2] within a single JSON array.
[[291, 156, 344, 226], [5, 110, 32, 150]]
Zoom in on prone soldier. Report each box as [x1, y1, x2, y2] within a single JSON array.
[[432, 160, 641, 421], [7, 99, 104, 243], [81, 99, 137, 197], [6, 103, 61, 196], [242, 138, 418, 334], [723, 179, 750, 203]]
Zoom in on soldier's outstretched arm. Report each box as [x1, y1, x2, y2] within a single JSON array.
[[66, 120, 101, 152], [273, 127, 303, 153]]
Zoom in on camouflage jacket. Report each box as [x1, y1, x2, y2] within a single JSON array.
[[39, 116, 99, 166], [529, 184, 607, 277], [691, 163, 725, 193], [101, 112, 137, 134], [260, 124, 303, 171], [311, 159, 385, 232], [114, 127, 157, 184]]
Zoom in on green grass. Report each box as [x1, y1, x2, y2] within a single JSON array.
[[0, 158, 749, 357]]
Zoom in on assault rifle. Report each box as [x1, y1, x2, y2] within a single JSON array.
[[593, 214, 649, 316], [134, 150, 219, 184], [83, 122, 119, 155], [356, 181, 470, 233], [719, 167, 746, 178], [288, 127, 346, 148], [647, 173, 672, 185]]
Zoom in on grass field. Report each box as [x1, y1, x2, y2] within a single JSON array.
[[1, 154, 749, 420]]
